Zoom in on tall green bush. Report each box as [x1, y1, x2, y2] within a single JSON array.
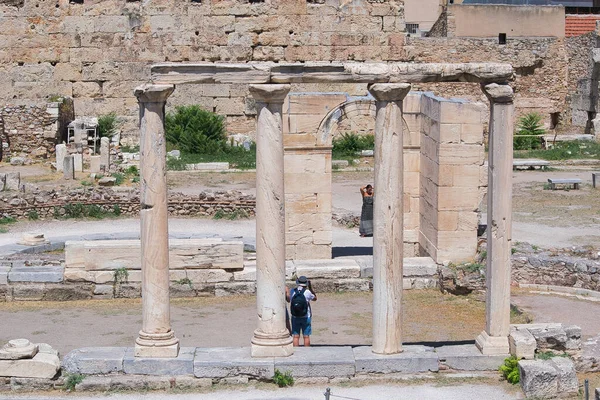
[[165, 105, 226, 154], [97, 112, 119, 138], [514, 113, 545, 150], [332, 132, 374, 158]]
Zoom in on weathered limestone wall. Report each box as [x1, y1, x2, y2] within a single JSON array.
[[419, 93, 485, 263], [408, 36, 568, 129], [447, 4, 565, 38], [0, 103, 62, 159], [0, 0, 586, 145], [566, 30, 597, 129]]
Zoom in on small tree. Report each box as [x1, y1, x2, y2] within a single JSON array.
[[514, 112, 545, 150], [97, 112, 119, 138]]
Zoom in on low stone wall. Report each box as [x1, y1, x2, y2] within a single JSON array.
[[440, 243, 600, 295], [0, 188, 256, 220]]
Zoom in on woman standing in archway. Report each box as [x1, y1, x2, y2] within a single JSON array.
[[359, 184, 374, 237]]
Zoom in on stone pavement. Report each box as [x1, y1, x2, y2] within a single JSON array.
[[62, 345, 507, 378], [0, 382, 523, 400]]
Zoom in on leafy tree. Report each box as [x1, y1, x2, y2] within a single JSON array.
[[97, 112, 119, 138]]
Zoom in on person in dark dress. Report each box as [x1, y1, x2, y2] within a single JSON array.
[[359, 184, 374, 237]]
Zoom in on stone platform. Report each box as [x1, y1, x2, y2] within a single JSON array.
[[62, 345, 507, 380]]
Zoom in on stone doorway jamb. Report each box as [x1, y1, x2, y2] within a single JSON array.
[[475, 83, 514, 355]]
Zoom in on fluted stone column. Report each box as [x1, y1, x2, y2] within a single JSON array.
[[134, 84, 179, 358], [475, 83, 514, 355], [368, 83, 411, 355], [250, 84, 294, 358]]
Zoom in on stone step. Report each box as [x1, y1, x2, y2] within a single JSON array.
[[8, 266, 64, 283], [345, 256, 437, 278], [62, 344, 508, 378]]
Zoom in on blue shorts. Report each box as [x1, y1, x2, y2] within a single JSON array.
[[291, 316, 312, 336]]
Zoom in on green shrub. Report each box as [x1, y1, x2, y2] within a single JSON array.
[[166, 105, 226, 154], [0, 216, 16, 225], [536, 351, 569, 360], [98, 112, 119, 138], [273, 369, 294, 387], [112, 204, 121, 216], [332, 133, 374, 158], [514, 113, 545, 150], [515, 140, 600, 161], [114, 267, 129, 283], [111, 173, 125, 186], [64, 373, 84, 391], [27, 210, 39, 221], [499, 356, 520, 384]]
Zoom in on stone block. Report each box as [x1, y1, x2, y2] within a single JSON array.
[[233, 265, 256, 281], [8, 266, 64, 283], [0, 352, 60, 379], [519, 358, 578, 399], [332, 160, 349, 169], [63, 156, 74, 180], [215, 281, 255, 297], [404, 257, 437, 276], [575, 335, 600, 373], [185, 162, 230, 171], [0, 266, 9, 285], [90, 155, 102, 173], [65, 239, 244, 271], [354, 345, 438, 374], [186, 269, 233, 284], [194, 347, 274, 379], [5, 172, 20, 191], [123, 347, 195, 376], [509, 326, 536, 360], [62, 347, 126, 374], [519, 323, 581, 352], [436, 344, 507, 371], [93, 284, 113, 296], [273, 346, 355, 378], [55, 144, 67, 172], [73, 153, 83, 173], [294, 259, 360, 279]]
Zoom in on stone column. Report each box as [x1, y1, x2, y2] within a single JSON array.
[[134, 84, 179, 358], [475, 83, 514, 355], [368, 83, 411, 355], [249, 84, 294, 358]]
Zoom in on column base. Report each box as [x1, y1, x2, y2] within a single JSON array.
[[251, 330, 294, 358], [475, 331, 510, 355], [134, 330, 180, 358]]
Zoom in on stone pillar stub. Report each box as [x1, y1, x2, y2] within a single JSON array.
[[134, 84, 179, 358], [368, 83, 411, 355], [476, 83, 514, 356], [55, 144, 67, 172], [63, 155, 74, 180], [249, 84, 294, 358], [100, 137, 110, 169]]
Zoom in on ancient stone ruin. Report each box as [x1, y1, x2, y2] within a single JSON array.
[[132, 61, 515, 358]]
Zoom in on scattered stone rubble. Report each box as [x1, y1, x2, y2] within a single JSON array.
[[0, 339, 60, 380]]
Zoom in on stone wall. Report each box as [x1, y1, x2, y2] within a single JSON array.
[[419, 92, 485, 263], [408, 36, 568, 129], [0, 0, 589, 144], [566, 30, 597, 130], [0, 187, 255, 220], [0, 102, 62, 159]]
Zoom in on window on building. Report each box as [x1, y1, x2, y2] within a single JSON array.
[[406, 23, 419, 35]]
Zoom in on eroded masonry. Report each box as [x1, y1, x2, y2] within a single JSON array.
[[134, 61, 514, 357]]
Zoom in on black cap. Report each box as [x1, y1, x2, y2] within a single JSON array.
[[296, 276, 308, 286]]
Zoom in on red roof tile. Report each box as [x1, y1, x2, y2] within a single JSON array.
[[566, 15, 600, 37]]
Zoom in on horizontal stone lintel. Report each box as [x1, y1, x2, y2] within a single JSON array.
[[151, 62, 514, 86]]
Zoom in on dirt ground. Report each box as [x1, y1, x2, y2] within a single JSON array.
[[7, 287, 598, 358]]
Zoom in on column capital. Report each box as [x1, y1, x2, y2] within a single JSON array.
[[249, 84, 290, 103], [482, 83, 514, 104], [134, 84, 175, 103], [368, 83, 411, 102]]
